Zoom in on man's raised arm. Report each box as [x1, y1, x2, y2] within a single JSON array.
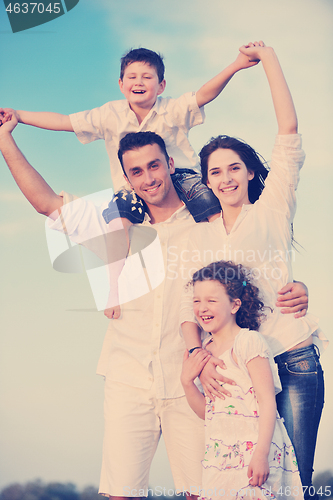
[[0, 115, 63, 220]]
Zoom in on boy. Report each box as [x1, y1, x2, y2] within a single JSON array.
[[0, 47, 259, 224], [0, 47, 259, 317]]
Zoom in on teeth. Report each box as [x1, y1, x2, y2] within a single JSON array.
[[133, 90, 145, 94], [222, 186, 237, 192], [146, 185, 159, 193]]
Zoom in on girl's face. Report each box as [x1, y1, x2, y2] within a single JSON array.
[[193, 280, 240, 334], [206, 148, 254, 208]]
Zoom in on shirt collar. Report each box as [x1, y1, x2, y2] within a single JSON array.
[[142, 202, 191, 225], [120, 97, 167, 123]]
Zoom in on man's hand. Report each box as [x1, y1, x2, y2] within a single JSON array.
[[181, 348, 211, 386], [199, 355, 235, 400], [276, 281, 308, 318]]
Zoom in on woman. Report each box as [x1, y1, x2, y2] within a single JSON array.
[[180, 42, 326, 498]]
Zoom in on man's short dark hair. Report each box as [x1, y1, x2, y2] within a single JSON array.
[[120, 48, 165, 83], [118, 132, 170, 176]]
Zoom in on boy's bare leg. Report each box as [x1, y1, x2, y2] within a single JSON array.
[[104, 217, 132, 319]]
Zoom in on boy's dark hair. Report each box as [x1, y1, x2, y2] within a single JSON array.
[[120, 48, 165, 83], [199, 135, 269, 204], [190, 260, 267, 331], [118, 131, 170, 176]]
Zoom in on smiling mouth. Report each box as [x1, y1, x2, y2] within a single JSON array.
[[221, 186, 237, 193], [132, 90, 145, 94], [144, 184, 161, 194], [200, 315, 214, 322]]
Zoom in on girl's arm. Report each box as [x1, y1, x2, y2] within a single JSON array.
[[181, 349, 210, 420], [246, 356, 277, 487], [239, 42, 297, 135], [0, 107, 73, 131]]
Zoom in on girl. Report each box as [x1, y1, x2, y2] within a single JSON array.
[[181, 261, 303, 498], [180, 42, 326, 498]]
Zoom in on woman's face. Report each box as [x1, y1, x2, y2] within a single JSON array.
[[206, 148, 254, 208]]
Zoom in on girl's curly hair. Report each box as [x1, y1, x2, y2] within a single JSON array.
[[190, 260, 267, 331]]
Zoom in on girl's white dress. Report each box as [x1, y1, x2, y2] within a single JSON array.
[[201, 329, 303, 500]]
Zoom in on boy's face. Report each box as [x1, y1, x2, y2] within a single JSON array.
[[119, 62, 166, 110]]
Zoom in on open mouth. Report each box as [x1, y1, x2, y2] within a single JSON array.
[[200, 315, 214, 322], [132, 90, 145, 94]]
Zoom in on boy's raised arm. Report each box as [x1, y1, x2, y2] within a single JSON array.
[[0, 107, 73, 132], [195, 50, 259, 108], [0, 115, 63, 219]]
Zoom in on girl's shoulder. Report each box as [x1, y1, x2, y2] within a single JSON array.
[[233, 329, 271, 365], [234, 329, 282, 394]]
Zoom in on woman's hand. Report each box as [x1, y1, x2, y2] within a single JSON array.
[[276, 281, 308, 318], [239, 40, 267, 62], [199, 355, 235, 400]]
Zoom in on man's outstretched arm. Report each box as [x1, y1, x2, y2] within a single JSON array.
[[0, 115, 63, 220]]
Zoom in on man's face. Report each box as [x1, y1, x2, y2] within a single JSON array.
[[122, 143, 175, 210], [119, 62, 166, 110]]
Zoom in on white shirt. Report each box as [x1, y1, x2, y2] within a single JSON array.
[[49, 195, 196, 399], [180, 134, 326, 357], [69, 92, 205, 191]]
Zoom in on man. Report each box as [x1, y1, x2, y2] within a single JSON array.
[[0, 116, 308, 499]]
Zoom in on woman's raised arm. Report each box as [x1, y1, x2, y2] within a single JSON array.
[[239, 42, 297, 135]]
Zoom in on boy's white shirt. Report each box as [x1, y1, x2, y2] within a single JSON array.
[[69, 92, 205, 191]]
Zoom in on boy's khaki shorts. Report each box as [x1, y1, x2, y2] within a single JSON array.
[[99, 379, 205, 497]]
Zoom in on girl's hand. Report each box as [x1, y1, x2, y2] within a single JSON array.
[[239, 40, 267, 62], [181, 348, 211, 386], [247, 451, 270, 487]]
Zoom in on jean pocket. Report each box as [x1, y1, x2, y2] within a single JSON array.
[[285, 356, 319, 375]]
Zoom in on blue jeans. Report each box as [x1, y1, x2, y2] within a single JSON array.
[[274, 345, 324, 500], [102, 168, 221, 224]]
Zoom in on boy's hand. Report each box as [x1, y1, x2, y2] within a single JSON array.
[[234, 51, 260, 71], [247, 451, 270, 487], [199, 355, 235, 400], [181, 348, 211, 386], [239, 40, 267, 62], [276, 281, 308, 318]]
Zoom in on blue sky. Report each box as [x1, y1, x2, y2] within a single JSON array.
[[0, 0, 332, 490]]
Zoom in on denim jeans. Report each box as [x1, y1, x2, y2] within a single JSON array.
[[274, 345, 324, 500], [102, 168, 221, 224]]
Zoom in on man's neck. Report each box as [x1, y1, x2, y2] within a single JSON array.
[[147, 190, 184, 224]]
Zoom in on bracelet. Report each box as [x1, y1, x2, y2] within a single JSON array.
[[189, 346, 201, 354]]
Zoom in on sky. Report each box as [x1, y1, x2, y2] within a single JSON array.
[[0, 0, 332, 491]]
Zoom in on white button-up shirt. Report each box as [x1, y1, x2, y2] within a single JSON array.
[[180, 135, 326, 356], [49, 196, 196, 399], [70, 92, 205, 191]]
